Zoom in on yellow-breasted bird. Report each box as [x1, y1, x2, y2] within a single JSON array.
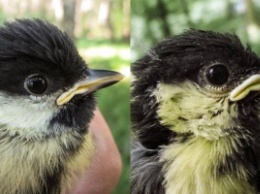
[[0, 19, 123, 194], [131, 30, 260, 194]]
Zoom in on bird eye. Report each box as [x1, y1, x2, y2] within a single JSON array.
[[206, 64, 229, 85], [25, 75, 47, 95]]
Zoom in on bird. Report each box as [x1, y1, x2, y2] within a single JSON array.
[[0, 19, 123, 194], [131, 30, 260, 194]]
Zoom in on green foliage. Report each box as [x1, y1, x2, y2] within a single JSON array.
[[77, 40, 130, 194], [77, 38, 128, 49], [132, 0, 260, 60]]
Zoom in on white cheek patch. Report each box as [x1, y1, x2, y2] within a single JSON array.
[[0, 93, 57, 138], [152, 81, 237, 139]]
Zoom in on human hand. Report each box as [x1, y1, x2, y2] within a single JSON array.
[[69, 108, 122, 194]]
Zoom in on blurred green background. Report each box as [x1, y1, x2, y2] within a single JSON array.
[[132, 0, 260, 61], [0, 0, 130, 193]]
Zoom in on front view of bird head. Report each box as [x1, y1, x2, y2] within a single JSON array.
[[131, 30, 260, 194], [0, 19, 123, 194], [132, 30, 260, 147]]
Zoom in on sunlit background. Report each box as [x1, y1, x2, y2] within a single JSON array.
[[0, 0, 130, 193], [132, 0, 260, 61]]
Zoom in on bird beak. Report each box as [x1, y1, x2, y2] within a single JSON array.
[[56, 69, 124, 106], [230, 75, 260, 101]]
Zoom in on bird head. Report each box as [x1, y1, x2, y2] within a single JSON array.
[[132, 30, 260, 149], [0, 19, 123, 141]]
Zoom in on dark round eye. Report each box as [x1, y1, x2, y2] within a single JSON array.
[[206, 64, 229, 85], [25, 75, 47, 95]]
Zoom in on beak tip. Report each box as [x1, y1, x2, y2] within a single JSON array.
[[117, 73, 125, 81]]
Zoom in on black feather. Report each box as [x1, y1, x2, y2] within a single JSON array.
[[131, 141, 165, 194]]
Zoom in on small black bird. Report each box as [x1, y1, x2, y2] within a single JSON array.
[[0, 19, 123, 194], [131, 30, 260, 194]]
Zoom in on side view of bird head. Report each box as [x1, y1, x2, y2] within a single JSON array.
[[131, 30, 260, 194], [0, 19, 123, 194]]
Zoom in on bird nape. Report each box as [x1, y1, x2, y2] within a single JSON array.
[[131, 30, 260, 194], [0, 19, 123, 194]]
